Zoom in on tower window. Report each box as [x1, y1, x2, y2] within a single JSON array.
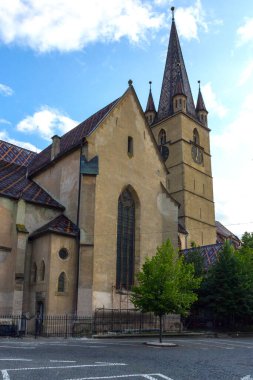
[[128, 136, 133, 156], [193, 128, 200, 145], [158, 129, 166, 145]]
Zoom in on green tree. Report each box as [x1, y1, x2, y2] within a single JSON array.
[[241, 232, 253, 249], [200, 241, 253, 329], [130, 239, 201, 342]]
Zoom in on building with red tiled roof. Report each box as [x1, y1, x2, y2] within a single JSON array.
[[0, 8, 237, 318]]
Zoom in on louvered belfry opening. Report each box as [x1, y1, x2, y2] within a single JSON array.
[[116, 188, 135, 290]]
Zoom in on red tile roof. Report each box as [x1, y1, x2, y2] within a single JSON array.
[[0, 140, 37, 166], [0, 160, 64, 209], [29, 214, 79, 239], [181, 243, 223, 268], [28, 98, 120, 176]]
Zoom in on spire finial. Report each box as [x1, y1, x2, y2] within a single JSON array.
[[198, 80, 201, 90], [171, 6, 175, 21], [128, 79, 133, 87], [149, 81, 152, 90]]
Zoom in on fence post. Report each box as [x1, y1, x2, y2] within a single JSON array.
[[65, 314, 68, 339]]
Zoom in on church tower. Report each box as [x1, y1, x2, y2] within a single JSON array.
[[150, 7, 216, 247]]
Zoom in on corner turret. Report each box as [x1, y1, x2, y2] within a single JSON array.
[[196, 80, 208, 127], [145, 81, 157, 125]]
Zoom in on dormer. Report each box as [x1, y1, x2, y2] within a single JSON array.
[[172, 67, 187, 114]]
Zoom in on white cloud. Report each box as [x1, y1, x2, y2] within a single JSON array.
[[0, 130, 38, 152], [0, 118, 11, 125], [0, 0, 164, 53], [238, 61, 253, 86], [0, 83, 14, 96], [153, 0, 172, 7], [237, 18, 253, 46], [175, 0, 208, 40], [202, 82, 228, 118], [212, 92, 253, 236], [16, 106, 78, 140]]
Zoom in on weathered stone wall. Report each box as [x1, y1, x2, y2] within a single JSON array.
[[32, 149, 80, 222], [80, 89, 179, 313], [152, 112, 216, 247]]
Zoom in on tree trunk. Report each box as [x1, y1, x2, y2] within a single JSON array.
[[159, 314, 162, 343]]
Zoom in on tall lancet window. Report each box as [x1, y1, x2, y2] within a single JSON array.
[[116, 188, 135, 290], [158, 129, 166, 145]]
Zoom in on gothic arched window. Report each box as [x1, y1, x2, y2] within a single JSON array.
[[158, 129, 166, 145], [193, 128, 200, 145], [116, 188, 135, 290], [31, 263, 37, 283], [40, 260, 45, 281], [58, 272, 66, 292]]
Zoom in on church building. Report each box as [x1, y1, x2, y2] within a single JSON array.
[[0, 8, 222, 317]]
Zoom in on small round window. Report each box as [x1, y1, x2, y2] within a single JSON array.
[[59, 248, 69, 260]]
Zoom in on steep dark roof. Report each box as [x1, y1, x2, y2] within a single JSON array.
[[216, 221, 241, 247], [145, 88, 156, 113], [0, 140, 37, 166], [181, 243, 223, 269], [28, 98, 120, 176], [157, 15, 196, 121], [0, 160, 64, 209], [29, 214, 79, 239], [196, 88, 207, 113]]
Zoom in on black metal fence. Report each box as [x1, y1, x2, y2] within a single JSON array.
[[93, 308, 181, 335], [0, 309, 181, 338]]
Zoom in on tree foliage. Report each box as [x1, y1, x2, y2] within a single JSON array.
[[131, 240, 201, 341], [241, 232, 253, 249], [199, 240, 253, 329]]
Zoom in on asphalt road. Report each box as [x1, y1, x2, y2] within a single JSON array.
[[0, 336, 253, 380]]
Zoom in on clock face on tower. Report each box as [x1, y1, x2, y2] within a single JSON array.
[[191, 145, 203, 164]]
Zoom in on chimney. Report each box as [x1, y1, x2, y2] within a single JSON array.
[[51, 135, 61, 160]]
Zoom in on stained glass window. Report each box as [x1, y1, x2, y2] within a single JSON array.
[[116, 189, 135, 290]]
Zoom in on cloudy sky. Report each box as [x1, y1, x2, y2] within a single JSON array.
[[0, 0, 252, 237]]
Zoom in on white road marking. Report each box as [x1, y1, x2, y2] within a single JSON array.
[[50, 360, 76, 363], [156, 375, 174, 380], [0, 359, 32, 361], [0, 345, 35, 350], [142, 375, 159, 380], [1, 370, 10, 380], [241, 376, 253, 380], [4, 362, 126, 372], [65, 374, 173, 380]]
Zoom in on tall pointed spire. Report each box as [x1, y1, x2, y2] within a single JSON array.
[[157, 7, 196, 121]]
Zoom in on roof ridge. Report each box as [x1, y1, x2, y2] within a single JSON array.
[[28, 97, 120, 176], [0, 139, 37, 155]]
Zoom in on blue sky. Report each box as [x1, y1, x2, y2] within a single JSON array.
[[0, 0, 253, 237]]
